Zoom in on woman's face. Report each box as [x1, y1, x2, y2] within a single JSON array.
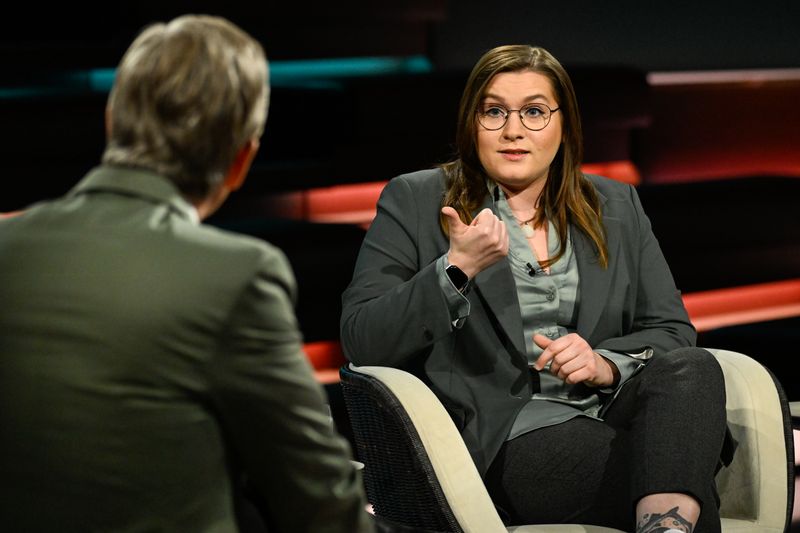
[[476, 70, 563, 194]]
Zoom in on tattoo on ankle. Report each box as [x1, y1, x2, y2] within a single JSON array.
[[636, 506, 694, 533]]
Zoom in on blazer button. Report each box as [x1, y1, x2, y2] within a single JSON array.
[[422, 326, 434, 341]]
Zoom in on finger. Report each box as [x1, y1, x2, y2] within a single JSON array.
[[554, 352, 584, 379], [534, 351, 553, 372], [533, 333, 551, 349], [471, 210, 508, 257], [441, 206, 467, 230], [545, 333, 586, 356], [499, 220, 509, 252], [471, 207, 495, 224], [533, 335, 555, 371], [551, 358, 571, 381], [563, 366, 591, 385], [549, 342, 584, 378]]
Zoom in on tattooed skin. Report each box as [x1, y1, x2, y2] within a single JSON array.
[[636, 506, 694, 533]]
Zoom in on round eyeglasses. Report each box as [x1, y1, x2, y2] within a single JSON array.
[[477, 103, 560, 131]]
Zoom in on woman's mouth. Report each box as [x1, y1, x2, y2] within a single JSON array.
[[499, 149, 529, 161]]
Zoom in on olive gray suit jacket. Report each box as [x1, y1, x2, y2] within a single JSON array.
[[0, 166, 373, 533], [341, 168, 696, 475]]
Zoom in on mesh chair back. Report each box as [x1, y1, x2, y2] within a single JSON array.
[[340, 365, 462, 533]]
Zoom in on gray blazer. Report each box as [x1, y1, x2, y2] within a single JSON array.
[[0, 166, 373, 533], [341, 168, 696, 475]]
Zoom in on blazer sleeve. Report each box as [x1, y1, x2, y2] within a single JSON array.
[[595, 183, 697, 356], [206, 247, 373, 533], [340, 175, 456, 367]]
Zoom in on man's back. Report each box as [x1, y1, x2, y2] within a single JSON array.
[[0, 166, 371, 532]]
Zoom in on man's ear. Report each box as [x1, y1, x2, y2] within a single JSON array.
[[105, 104, 113, 136], [224, 138, 260, 192], [194, 138, 261, 221]]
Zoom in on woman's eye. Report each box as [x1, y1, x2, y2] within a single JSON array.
[[523, 105, 545, 118], [483, 106, 506, 117]]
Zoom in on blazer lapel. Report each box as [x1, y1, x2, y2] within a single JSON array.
[[474, 260, 526, 357], [575, 214, 621, 341], [471, 195, 527, 357]]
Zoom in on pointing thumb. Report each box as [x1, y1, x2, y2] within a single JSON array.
[[441, 206, 466, 230]]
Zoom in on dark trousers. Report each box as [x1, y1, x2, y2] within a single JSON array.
[[484, 347, 729, 533]]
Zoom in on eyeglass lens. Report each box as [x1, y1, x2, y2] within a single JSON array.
[[478, 104, 554, 131]]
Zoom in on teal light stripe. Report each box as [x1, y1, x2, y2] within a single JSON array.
[[0, 55, 433, 98], [0, 87, 71, 98], [89, 69, 116, 91], [269, 55, 432, 85]]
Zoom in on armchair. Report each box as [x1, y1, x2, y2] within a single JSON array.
[[340, 349, 794, 533]]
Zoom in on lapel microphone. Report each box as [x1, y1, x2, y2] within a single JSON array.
[[526, 262, 537, 277]]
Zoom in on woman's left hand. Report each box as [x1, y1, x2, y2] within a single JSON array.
[[532, 333, 618, 387]]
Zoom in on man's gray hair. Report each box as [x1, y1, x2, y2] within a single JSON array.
[[102, 14, 269, 200]]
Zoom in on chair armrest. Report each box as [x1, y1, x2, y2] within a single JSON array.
[[709, 348, 794, 530], [351, 364, 508, 533]]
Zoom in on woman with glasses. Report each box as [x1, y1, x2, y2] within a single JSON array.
[[341, 45, 731, 532]]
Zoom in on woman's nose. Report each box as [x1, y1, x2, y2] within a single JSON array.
[[502, 111, 525, 138]]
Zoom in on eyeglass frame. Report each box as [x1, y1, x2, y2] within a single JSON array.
[[476, 103, 561, 132]]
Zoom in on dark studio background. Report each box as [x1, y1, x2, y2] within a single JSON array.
[[2, 0, 799, 522]]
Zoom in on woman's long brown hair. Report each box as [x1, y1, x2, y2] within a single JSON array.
[[439, 45, 608, 268]]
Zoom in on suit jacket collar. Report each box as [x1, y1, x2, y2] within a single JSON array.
[[470, 184, 619, 357], [69, 165, 200, 224]]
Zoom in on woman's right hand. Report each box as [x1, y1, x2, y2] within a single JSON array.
[[442, 206, 509, 278]]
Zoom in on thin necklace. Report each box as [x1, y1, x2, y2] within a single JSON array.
[[512, 214, 536, 238]]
